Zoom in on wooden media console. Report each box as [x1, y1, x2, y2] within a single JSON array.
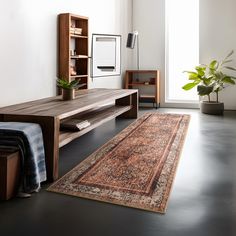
[[0, 89, 138, 181]]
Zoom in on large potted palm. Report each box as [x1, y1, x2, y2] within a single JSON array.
[[182, 50, 236, 115]]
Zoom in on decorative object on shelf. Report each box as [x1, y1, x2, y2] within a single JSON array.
[[60, 118, 91, 131], [70, 50, 77, 56], [125, 70, 160, 108], [126, 31, 140, 71], [57, 78, 82, 100], [71, 21, 76, 28], [70, 65, 77, 76], [48, 113, 190, 213], [58, 13, 89, 91], [182, 50, 236, 115]]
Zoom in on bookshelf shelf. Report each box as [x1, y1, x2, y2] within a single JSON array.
[[70, 55, 89, 59], [58, 13, 89, 91], [70, 34, 88, 39]]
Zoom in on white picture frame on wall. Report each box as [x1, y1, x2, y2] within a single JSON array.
[[91, 34, 121, 78]]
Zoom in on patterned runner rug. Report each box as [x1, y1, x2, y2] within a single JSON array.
[[48, 113, 190, 213]]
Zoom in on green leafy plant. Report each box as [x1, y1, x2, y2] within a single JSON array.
[[182, 50, 236, 102], [57, 78, 83, 90]]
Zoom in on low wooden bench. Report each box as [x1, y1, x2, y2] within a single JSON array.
[[0, 149, 20, 200], [0, 89, 138, 181]]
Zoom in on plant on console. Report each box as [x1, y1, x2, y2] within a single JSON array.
[[57, 78, 84, 100]]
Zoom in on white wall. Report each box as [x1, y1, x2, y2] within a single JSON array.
[[133, 0, 236, 110], [0, 0, 132, 107], [133, 0, 166, 105], [200, 0, 236, 110]]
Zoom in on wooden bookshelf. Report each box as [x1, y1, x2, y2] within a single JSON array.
[[58, 13, 89, 90], [125, 70, 160, 108]]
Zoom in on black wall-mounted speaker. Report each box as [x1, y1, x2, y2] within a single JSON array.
[[126, 33, 136, 49]]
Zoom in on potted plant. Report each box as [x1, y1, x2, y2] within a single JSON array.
[[57, 78, 84, 100], [182, 50, 236, 115]]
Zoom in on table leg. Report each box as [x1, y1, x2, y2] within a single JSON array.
[[116, 92, 138, 119]]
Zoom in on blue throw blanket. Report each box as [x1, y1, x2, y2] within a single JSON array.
[[0, 122, 47, 193]]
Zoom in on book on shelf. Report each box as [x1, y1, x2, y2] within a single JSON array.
[[60, 119, 91, 131], [78, 55, 88, 58], [70, 27, 82, 35], [74, 29, 82, 35], [70, 55, 88, 59]]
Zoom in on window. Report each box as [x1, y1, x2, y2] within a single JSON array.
[[165, 0, 199, 103]]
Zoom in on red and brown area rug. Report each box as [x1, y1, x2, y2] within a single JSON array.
[[48, 113, 190, 213]]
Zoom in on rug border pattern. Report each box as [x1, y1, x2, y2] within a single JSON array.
[[48, 113, 190, 213]]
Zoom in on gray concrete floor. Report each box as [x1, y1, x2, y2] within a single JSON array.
[[0, 108, 236, 236]]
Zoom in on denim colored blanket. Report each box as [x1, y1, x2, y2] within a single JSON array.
[[0, 122, 47, 193]]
